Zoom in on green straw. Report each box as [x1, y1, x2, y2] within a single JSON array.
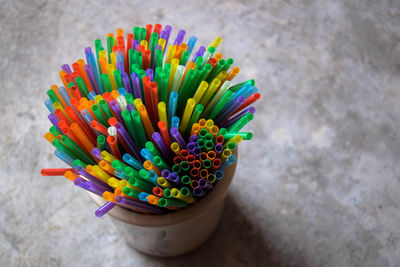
[[61, 135, 96, 164], [199, 128, 208, 138], [207, 59, 225, 82], [205, 140, 214, 151], [128, 177, 153, 193], [224, 132, 253, 141], [47, 90, 59, 105], [131, 110, 148, 148], [228, 113, 254, 132], [221, 58, 234, 72], [73, 159, 88, 168], [158, 198, 188, 208], [179, 50, 190, 66], [155, 49, 163, 71], [49, 125, 62, 137], [100, 73, 112, 92], [204, 133, 213, 141], [145, 141, 162, 158], [226, 142, 236, 151], [52, 139, 78, 162], [106, 36, 114, 63], [197, 139, 205, 149], [97, 135, 105, 150], [111, 159, 129, 171], [218, 128, 227, 136], [181, 175, 191, 185], [123, 187, 140, 199], [138, 169, 154, 184], [181, 161, 190, 171], [113, 69, 123, 89], [149, 32, 158, 65], [202, 159, 212, 169], [98, 100, 113, 120], [172, 164, 181, 174], [133, 27, 140, 41], [121, 110, 139, 145], [125, 93, 134, 105], [75, 76, 89, 98], [163, 188, 172, 198], [123, 166, 140, 179], [91, 104, 107, 126], [208, 91, 233, 120], [153, 156, 169, 170]]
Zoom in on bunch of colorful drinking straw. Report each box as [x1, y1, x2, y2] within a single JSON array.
[[41, 24, 261, 217]]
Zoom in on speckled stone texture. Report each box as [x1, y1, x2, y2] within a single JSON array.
[[1, 0, 400, 266]]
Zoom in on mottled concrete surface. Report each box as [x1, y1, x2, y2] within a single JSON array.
[[1, 0, 400, 266]]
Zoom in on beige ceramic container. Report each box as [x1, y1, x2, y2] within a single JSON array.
[[89, 149, 238, 257]]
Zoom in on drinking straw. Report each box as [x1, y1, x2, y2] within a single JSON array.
[[231, 92, 261, 115], [228, 113, 254, 132], [54, 150, 74, 167], [41, 168, 73, 176], [158, 121, 172, 148], [179, 98, 196, 134], [168, 91, 178, 125], [170, 127, 186, 149], [95, 202, 116, 217], [221, 106, 256, 128]]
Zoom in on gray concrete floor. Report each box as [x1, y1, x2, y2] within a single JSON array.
[[1, 0, 400, 266]]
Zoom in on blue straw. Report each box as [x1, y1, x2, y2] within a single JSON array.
[[168, 91, 178, 126], [58, 86, 72, 105], [54, 149, 74, 167], [45, 99, 55, 113], [122, 153, 143, 171], [187, 36, 198, 55]]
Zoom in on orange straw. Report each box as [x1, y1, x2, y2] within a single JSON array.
[[106, 135, 121, 159], [70, 122, 95, 157], [137, 104, 154, 139]]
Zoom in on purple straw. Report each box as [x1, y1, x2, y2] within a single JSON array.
[[115, 122, 142, 161], [189, 135, 199, 143], [221, 106, 256, 128], [48, 113, 62, 132], [164, 25, 172, 47], [130, 73, 143, 100], [74, 166, 113, 191], [121, 72, 133, 94], [216, 96, 246, 124], [167, 173, 181, 185], [199, 178, 213, 190], [193, 147, 201, 157], [152, 132, 172, 159], [109, 100, 124, 122], [91, 148, 102, 161], [214, 143, 224, 155], [145, 68, 154, 81], [170, 127, 187, 149], [74, 177, 107, 196], [95, 201, 116, 217], [84, 64, 101, 95], [132, 40, 139, 50], [126, 103, 135, 113], [193, 188, 206, 198], [161, 169, 170, 178], [61, 64, 72, 74], [174, 29, 186, 46]]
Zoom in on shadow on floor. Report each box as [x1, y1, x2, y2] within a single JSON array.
[[139, 194, 291, 266]]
